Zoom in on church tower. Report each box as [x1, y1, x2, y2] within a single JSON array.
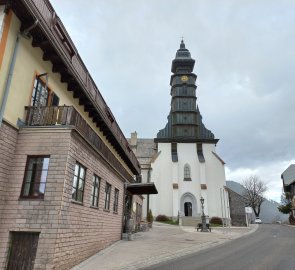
[[156, 39, 215, 142], [148, 40, 229, 224]]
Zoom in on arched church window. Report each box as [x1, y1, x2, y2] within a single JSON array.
[[184, 164, 191, 181]]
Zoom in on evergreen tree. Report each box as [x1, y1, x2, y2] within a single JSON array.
[[277, 192, 292, 214]]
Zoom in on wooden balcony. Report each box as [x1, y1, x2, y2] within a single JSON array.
[[10, 0, 140, 175], [25, 106, 135, 182]]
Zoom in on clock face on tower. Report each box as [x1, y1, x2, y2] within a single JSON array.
[[181, 75, 188, 82]]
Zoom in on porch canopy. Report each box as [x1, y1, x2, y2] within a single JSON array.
[[126, 182, 158, 195]]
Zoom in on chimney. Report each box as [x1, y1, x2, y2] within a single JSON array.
[[130, 131, 137, 146]]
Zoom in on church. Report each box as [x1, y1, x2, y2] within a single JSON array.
[[129, 40, 230, 225]]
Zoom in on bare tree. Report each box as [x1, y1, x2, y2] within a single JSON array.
[[242, 175, 267, 217]]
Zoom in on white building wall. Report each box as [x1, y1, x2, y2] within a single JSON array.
[[150, 142, 228, 220], [203, 144, 227, 217], [150, 144, 173, 217], [177, 143, 201, 216]]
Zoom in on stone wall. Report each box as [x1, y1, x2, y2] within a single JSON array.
[[227, 188, 246, 226], [52, 131, 125, 270], [0, 127, 132, 270], [0, 127, 71, 270], [0, 121, 18, 226]]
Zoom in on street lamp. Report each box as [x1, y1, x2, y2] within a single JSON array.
[[200, 196, 208, 232]]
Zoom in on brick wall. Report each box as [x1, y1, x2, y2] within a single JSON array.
[[0, 127, 71, 270], [0, 122, 18, 218], [0, 127, 131, 270], [52, 131, 125, 269]]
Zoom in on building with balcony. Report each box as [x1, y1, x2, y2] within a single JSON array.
[[0, 1, 156, 269]]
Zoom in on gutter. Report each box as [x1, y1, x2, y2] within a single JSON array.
[[0, 19, 38, 127]]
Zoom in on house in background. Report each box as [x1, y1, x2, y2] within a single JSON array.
[[281, 164, 295, 222], [128, 132, 157, 218], [226, 181, 288, 224], [0, 1, 156, 269]]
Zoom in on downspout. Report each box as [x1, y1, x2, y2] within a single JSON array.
[[121, 181, 127, 240], [0, 19, 38, 127]]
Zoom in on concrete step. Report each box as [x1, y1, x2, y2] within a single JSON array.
[[181, 217, 202, 226]]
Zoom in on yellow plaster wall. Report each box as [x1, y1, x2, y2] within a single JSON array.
[[0, 13, 133, 176]]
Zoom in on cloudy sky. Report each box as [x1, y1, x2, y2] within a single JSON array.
[[50, 0, 295, 202]]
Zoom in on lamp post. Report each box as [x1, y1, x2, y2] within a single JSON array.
[[200, 196, 208, 232]]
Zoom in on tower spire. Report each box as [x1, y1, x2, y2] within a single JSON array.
[[180, 38, 185, 49]]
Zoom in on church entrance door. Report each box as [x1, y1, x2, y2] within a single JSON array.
[[184, 202, 192, 216], [180, 192, 197, 217]]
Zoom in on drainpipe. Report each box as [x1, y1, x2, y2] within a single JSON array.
[[121, 181, 127, 240], [0, 19, 38, 127]]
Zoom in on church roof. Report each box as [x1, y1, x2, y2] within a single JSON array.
[[171, 39, 195, 73]]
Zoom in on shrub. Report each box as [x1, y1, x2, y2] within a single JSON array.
[[210, 216, 223, 225], [147, 209, 154, 223], [155, 215, 170, 222]]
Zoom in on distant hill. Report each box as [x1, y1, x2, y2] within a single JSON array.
[[226, 181, 289, 223]]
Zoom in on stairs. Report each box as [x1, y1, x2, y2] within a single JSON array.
[[181, 216, 201, 226]]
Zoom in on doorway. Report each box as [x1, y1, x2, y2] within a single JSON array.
[[180, 192, 197, 217], [184, 202, 192, 216], [7, 232, 39, 270]]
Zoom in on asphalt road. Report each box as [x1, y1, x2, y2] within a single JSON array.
[[142, 224, 295, 270]]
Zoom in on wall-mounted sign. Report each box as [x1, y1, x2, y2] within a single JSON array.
[[245, 207, 252, 214]]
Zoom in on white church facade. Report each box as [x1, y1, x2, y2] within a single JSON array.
[[129, 40, 230, 224]]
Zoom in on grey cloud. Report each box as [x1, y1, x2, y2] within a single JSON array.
[[50, 0, 295, 186]]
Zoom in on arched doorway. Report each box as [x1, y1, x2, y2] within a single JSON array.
[[180, 192, 197, 217], [184, 202, 192, 216]]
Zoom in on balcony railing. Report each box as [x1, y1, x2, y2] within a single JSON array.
[[25, 106, 134, 182]]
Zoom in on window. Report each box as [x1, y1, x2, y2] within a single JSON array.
[[184, 164, 191, 181], [91, 175, 100, 207], [113, 188, 119, 213], [171, 143, 178, 162], [21, 156, 50, 199], [31, 75, 59, 106], [104, 182, 112, 210], [72, 163, 86, 203]]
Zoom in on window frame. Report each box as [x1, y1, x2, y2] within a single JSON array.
[[31, 75, 59, 107], [171, 142, 178, 162], [104, 182, 112, 210], [113, 188, 119, 213], [72, 162, 86, 203], [90, 174, 100, 208], [20, 155, 50, 199]]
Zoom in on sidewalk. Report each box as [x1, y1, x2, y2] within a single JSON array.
[[71, 222, 258, 270]]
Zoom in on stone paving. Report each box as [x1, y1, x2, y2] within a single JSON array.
[[71, 222, 258, 270]]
